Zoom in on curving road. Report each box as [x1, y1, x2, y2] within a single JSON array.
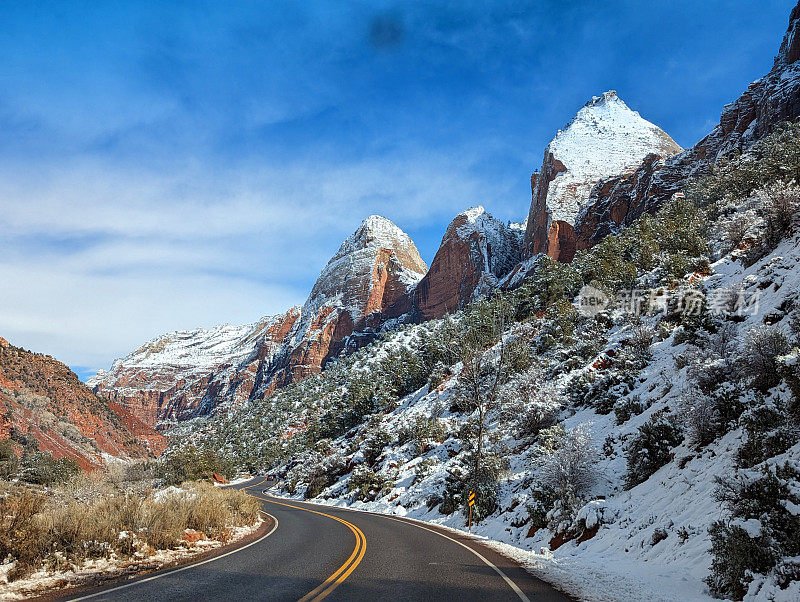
[[62, 478, 572, 601]]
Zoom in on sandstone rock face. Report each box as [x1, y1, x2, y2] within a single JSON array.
[[0, 337, 165, 470], [574, 3, 800, 250], [523, 91, 682, 262], [91, 216, 427, 427], [401, 207, 523, 321], [90, 309, 302, 426], [268, 215, 428, 385]]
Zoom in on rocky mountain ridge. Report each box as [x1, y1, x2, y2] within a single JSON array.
[[572, 3, 800, 252], [90, 216, 431, 427], [0, 336, 165, 470]]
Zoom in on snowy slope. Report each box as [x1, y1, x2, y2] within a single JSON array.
[[254, 226, 800, 602]]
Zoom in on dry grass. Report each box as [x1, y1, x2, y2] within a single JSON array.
[[0, 475, 260, 581]]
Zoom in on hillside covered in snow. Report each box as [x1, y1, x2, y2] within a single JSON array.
[[175, 118, 800, 601]]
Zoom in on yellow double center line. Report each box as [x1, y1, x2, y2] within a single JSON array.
[[244, 479, 367, 601]]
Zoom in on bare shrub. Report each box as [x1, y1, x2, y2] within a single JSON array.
[[0, 489, 48, 579], [628, 325, 655, 360], [742, 326, 791, 391], [532, 425, 598, 503], [0, 476, 261, 579], [703, 322, 739, 358], [679, 387, 720, 448], [725, 214, 751, 250], [755, 181, 800, 247]]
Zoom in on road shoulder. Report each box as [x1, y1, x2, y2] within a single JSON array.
[[26, 514, 275, 602]]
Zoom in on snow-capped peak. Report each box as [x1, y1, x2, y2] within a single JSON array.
[[303, 215, 428, 323], [541, 91, 682, 226], [331, 215, 421, 262], [459, 205, 488, 222]]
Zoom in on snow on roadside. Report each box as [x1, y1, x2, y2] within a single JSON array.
[[266, 234, 800, 601], [216, 475, 254, 487]]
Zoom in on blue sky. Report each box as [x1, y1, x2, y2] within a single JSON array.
[[0, 0, 793, 379]]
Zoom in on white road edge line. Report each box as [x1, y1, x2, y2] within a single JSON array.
[[67, 511, 279, 601], [381, 515, 530, 602]]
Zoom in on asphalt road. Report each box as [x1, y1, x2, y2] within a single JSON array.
[[63, 477, 572, 601]]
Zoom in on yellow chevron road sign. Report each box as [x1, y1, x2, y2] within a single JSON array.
[[468, 491, 475, 507]]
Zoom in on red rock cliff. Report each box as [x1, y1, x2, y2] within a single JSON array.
[[0, 336, 165, 469], [523, 91, 681, 262], [387, 207, 523, 322]]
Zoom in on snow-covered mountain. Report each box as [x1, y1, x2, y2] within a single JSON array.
[[94, 3, 800, 434], [386, 206, 524, 322], [268, 215, 428, 386], [524, 91, 682, 262], [91, 216, 427, 427], [574, 4, 800, 252], [89, 310, 301, 425]]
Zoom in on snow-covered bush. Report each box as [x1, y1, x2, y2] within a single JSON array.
[[362, 428, 392, 466], [535, 300, 580, 351], [526, 484, 559, 530], [624, 410, 682, 489], [736, 398, 798, 468], [285, 447, 348, 499], [413, 458, 438, 482], [532, 425, 599, 519], [503, 333, 535, 375], [439, 450, 507, 523], [18, 451, 80, 486], [509, 256, 582, 322], [398, 416, 447, 456], [678, 324, 744, 433], [755, 180, 800, 248], [613, 395, 644, 425], [741, 326, 792, 391], [427, 360, 451, 390], [678, 387, 720, 449], [158, 444, 235, 486], [778, 349, 800, 421], [724, 213, 752, 251], [348, 466, 394, 502], [500, 365, 563, 440], [707, 464, 800, 599], [567, 347, 645, 415], [788, 311, 800, 342]]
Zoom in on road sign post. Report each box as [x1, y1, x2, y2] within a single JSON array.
[[467, 491, 476, 532]]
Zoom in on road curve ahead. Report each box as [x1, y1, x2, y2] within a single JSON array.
[[63, 477, 572, 601]]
